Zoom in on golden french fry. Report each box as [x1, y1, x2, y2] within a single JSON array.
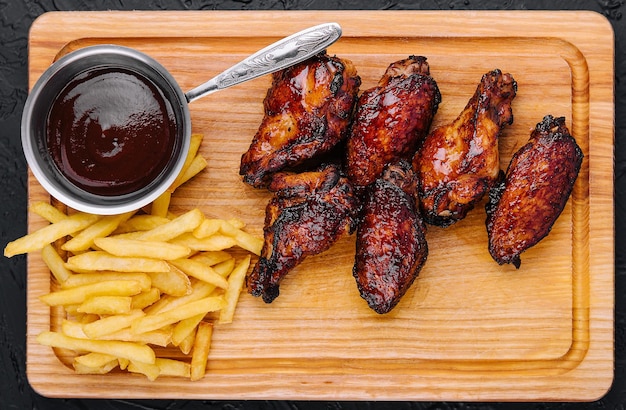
[[128, 360, 160, 381], [118, 358, 130, 370], [102, 327, 172, 347], [216, 219, 239, 236], [62, 304, 80, 316], [77, 296, 132, 315], [131, 288, 161, 310], [226, 218, 245, 229], [169, 133, 204, 193], [115, 214, 171, 234], [108, 231, 147, 241], [147, 265, 192, 297], [4, 213, 100, 257], [233, 231, 263, 256], [41, 244, 73, 284], [192, 219, 222, 239], [179, 328, 196, 355], [74, 352, 118, 368], [63, 272, 151, 292], [62, 212, 135, 252], [156, 358, 191, 378], [37, 331, 156, 364], [82, 310, 145, 339], [171, 232, 237, 252], [73, 358, 119, 375], [217, 220, 263, 255], [66, 251, 170, 273], [190, 250, 232, 266], [94, 237, 191, 260], [169, 259, 229, 289], [138, 208, 204, 242], [151, 191, 171, 218], [170, 155, 207, 191], [40, 280, 143, 306], [29, 201, 68, 223], [190, 322, 213, 381], [131, 296, 223, 334], [212, 257, 235, 278], [77, 313, 100, 324], [219, 256, 251, 324], [144, 280, 215, 315], [172, 313, 205, 346], [61, 319, 87, 339]]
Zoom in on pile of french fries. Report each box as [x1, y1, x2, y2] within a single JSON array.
[[4, 134, 263, 381]]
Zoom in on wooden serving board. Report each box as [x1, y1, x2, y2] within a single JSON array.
[[26, 11, 614, 401]]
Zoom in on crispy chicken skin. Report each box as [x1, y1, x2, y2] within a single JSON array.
[[414, 69, 517, 227], [240, 52, 361, 188], [486, 115, 583, 268], [346, 56, 441, 188], [246, 163, 360, 303], [353, 160, 428, 314]]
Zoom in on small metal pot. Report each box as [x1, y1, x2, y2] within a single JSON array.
[[22, 45, 191, 215], [21, 23, 341, 215]]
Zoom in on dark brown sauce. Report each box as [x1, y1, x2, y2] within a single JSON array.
[[46, 67, 177, 196]]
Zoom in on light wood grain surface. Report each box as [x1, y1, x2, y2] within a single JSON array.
[[25, 10, 614, 401]]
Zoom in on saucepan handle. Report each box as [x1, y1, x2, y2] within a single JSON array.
[[185, 22, 342, 103]]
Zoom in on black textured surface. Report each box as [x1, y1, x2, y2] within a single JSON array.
[[0, 1, 622, 409]]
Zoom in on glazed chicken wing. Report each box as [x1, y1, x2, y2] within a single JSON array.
[[246, 163, 360, 303], [486, 115, 583, 268], [240, 52, 361, 188], [352, 160, 428, 314], [345, 56, 441, 188], [414, 69, 517, 227]]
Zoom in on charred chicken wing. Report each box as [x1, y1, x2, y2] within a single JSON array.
[[240, 52, 361, 188], [353, 160, 428, 314], [486, 115, 583, 268], [247, 163, 360, 303], [414, 69, 517, 227], [345, 56, 441, 188]]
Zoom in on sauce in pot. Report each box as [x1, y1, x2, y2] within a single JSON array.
[[46, 67, 177, 196]]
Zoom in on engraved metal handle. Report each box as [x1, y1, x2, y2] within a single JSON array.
[[185, 22, 342, 103]]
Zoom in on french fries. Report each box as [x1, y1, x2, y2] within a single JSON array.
[[66, 251, 170, 273], [190, 322, 213, 381], [82, 310, 145, 338], [42, 244, 72, 283], [77, 296, 133, 315], [5, 138, 262, 381], [94, 237, 191, 260], [37, 331, 156, 364], [219, 255, 251, 324], [39, 280, 144, 306], [138, 208, 204, 242], [62, 212, 135, 253], [30, 201, 68, 223], [74, 353, 120, 374], [131, 296, 223, 334], [4, 213, 100, 257], [147, 267, 192, 297]]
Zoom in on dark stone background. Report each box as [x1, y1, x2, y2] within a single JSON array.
[[0, 1, 622, 409]]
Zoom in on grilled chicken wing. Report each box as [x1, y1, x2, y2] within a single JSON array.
[[414, 69, 517, 227], [345, 56, 441, 188], [353, 160, 428, 314], [240, 52, 361, 188], [247, 163, 360, 303], [486, 115, 583, 268]]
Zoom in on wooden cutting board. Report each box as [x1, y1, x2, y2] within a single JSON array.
[[25, 10, 614, 401]]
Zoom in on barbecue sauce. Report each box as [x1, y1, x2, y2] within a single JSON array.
[[46, 67, 177, 196]]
